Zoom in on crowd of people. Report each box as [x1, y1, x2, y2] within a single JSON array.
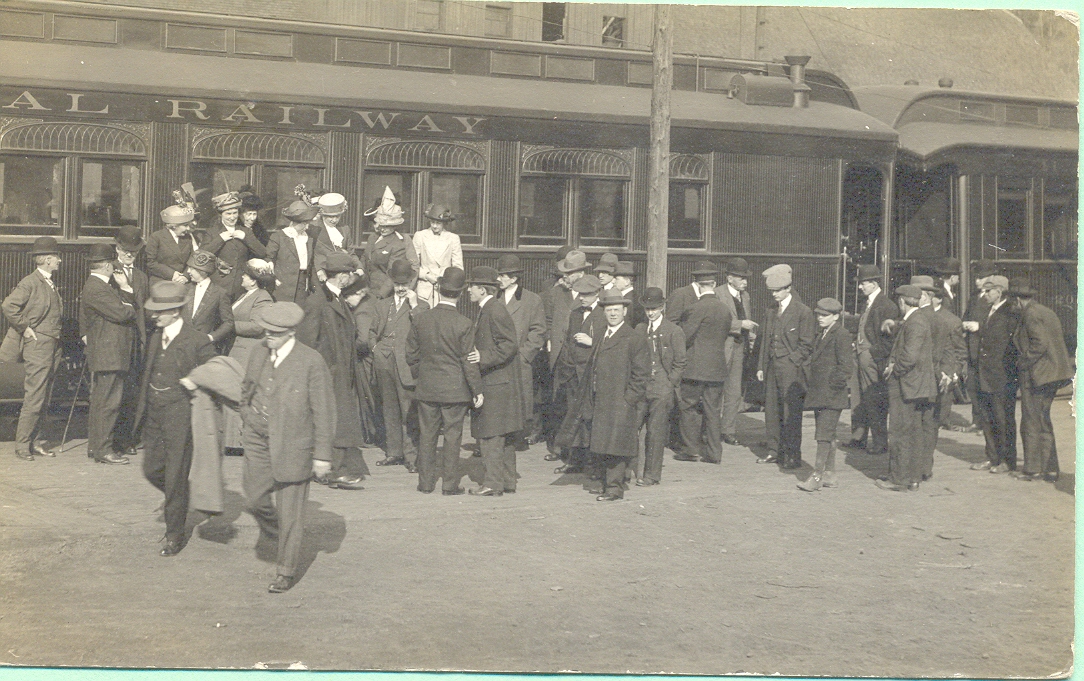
[[1, 184, 1073, 593]]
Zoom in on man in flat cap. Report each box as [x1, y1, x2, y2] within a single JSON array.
[[675, 266, 732, 465], [540, 248, 589, 456], [147, 203, 199, 286], [111, 225, 151, 457], [798, 298, 853, 491], [406, 267, 483, 495], [720, 258, 757, 446], [1, 237, 64, 461], [876, 284, 936, 492], [297, 252, 369, 490], [1011, 278, 1073, 482], [553, 273, 606, 475], [635, 288, 685, 486], [466, 266, 523, 496], [756, 264, 815, 469], [922, 277, 967, 471], [370, 258, 429, 470], [413, 204, 463, 307], [495, 254, 546, 452], [240, 302, 335, 593], [843, 265, 897, 455], [203, 191, 267, 300], [182, 250, 234, 354], [79, 243, 140, 465], [267, 201, 319, 305], [968, 275, 1020, 475], [136, 281, 216, 556]]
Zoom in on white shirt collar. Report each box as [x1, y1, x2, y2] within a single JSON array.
[[727, 284, 741, 298], [989, 298, 1007, 315], [778, 293, 792, 314], [866, 287, 880, 305], [620, 286, 634, 297], [272, 337, 295, 368], [503, 284, 518, 303], [604, 321, 624, 337], [438, 300, 458, 308], [649, 316, 662, 333], [903, 307, 917, 320], [478, 294, 494, 309], [691, 281, 702, 298], [283, 225, 307, 240], [161, 316, 184, 345], [326, 282, 342, 296], [37, 268, 53, 281]]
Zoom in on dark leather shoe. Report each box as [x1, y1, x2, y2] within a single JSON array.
[[906, 482, 920, 491], [375, 457, 403, 466], [30, 443, 55, 457], [1044, 473, 1059, 483], [268, 575, 294, 593], [543, 453, 563, 461], [404, 463, 418, 474], [160, 537, 186, 557], [755, 453, 778, 464], [329, 475, 364, 490], [312, 475, 331, 485], [469, 486, 503, 497], [417, 485, 434, 494], [875, 479, 906, 492], [721, 434, 740, 446], [596, 493, 623, 501], [95, 452, 130, 465], [442, 487, 465, 496], [119, 445, 139, 457], [673, 453, 699, 462], [503, 489, 516, 494], [840, 440, 867, 450], [554, 464, 581, 475], [635, 478, 659, 487], [14, 450, 33, 461]]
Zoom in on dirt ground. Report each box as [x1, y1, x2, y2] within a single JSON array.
[[0, 400, 1074, 677]]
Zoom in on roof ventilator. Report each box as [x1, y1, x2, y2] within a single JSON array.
[[784, 55, 812, 108]]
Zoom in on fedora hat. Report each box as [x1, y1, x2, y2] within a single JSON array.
[[640, 287, 666, 309], [725, 258, 752, 278], [29, 236, 59, 256], [855, 264, 882, 282], [211, 191, 242, 212], [594, 252, 619, 274], [1008, 278, 1038, 297], [894, 284, 922, 299], [615, 261, 636, 277], [468, 266, 500, 287], [187, 250, 217, 275], [691, 260, 718, 277], [85, 243, 115, 263], [325, 252, 357, 275], [971, 259, 998, 278], [255, 302, 305, 332], [388, 258, 415, 285], [934, 257, 961, 275], [424, 204, 456, 223], [910, 275, 938, 292], [114, 226, 145, 252], [283, 200, 319, 224], [557, 250, 590, 273], [497, 254, 523, 275], [598, 291, 631, 307], [317, 192, 348, 216], [144, 280, 189, 311], [439, 266, 467, 293]]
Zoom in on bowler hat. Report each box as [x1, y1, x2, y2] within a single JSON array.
[[341, 272, 370, 297], [594, 253, 619, 274], [571, 275, 602, 294], [497, 254, 523, 275], [554, 245, 573, 263], [815, 297, 843, 315], [935, 257, 961, 275], [910, 275, 937, 292], [317, 192, 348, 216], [762, 264, 792, 290], [283, 200, 319, 224], [161, 204, 195, 225], [144, 281, 189, 311], [424, 204, 456, 223], [982, 275, 1009, 291], [324, 252, 356, 275], [112, 226, 143, 253], [691, 260, 718, 277], [187, 250, 217, 275], [211, 191, 242, 212], [557, 250, 590, 273], [640, 287, 666, 309], [1008, 278, 1037, 297], [439, 266, 467, 293], [598, 291, 631, 307], [85, 243, 115, 263], [725, 258, 753, 278], [895, 284, 922, 299], [255, 302, 305, 332], [971, 259, 998, 278], [615, 261, 636, 277], [388, 258, 414, 284], [855, 264, 882, 282], [469, 266, 500, 287], [29, 236, 59, 256]]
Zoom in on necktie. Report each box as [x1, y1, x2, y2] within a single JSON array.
[[733, 294, 745, 319], [125, 267, 133, 281]]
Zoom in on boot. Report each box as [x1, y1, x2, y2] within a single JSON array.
[[798, 441, 831, 492], [821, 441, 838, 488]]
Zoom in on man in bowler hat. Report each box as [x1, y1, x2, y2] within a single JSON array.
[[1, 237, 64, 461], [494, 254, 546, 451], [406, 267, 483, 495], [240, 302, 336, 593], [112, 225, 151, 457], [719, 258, 757, 445], [635, 288, 685, 485]]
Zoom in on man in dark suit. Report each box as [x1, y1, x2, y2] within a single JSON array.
[[540, 248, 587, 457], [613, 261, 647, 329], [926, 280, 967, 473], [756, 264, 816, 469], [112, 225, 151, 457], [719, 258, 757, 446], [844, 264, 897, 455], [182, 250, 234, 354], [1, 237, 64, 461], [586, 291, 650, 501], [798, 298, 853, 491], [969, 276, 1020, 474], [146, 204, 199, 286], [676, 270, 732, 465], [79, 244, 139, 465], [240, 302, 335, 593], [635, 288, 685, 485], [552, 274, 606, 474], [935, 257, 961, 316], [876, 285, 936, 492], [1011, 279, 1073, 482], [406, 268, 483, 495], [297, 252, 370, 490], [137, 281, 216, 556], [467, 266, 524, 496], [495, 254, 546, 452], [665, 260, 716, 326], [370, 258, 429, 469], [960, 260, 997, 435]]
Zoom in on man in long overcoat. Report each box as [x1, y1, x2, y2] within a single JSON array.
[[297, 252, 369, 490], [923, 278, 967, 478], [540, 247, 586, 456], [467, 266, 524, 496], [586, 291, 650, 501], [665, 260, 715, 326], [676, 272, 732, 465], [968, 276, 1021, 474], [844, 264, 898, 455], [553, 274, 605, 474], [406, 268, 483, 495], [1011, 278, 1073, 482], [146, 204, 199, 286], [876, 285, 936, 491], [797, 298, 853, 491], [371, 259, 429, 469], [635, 288, 685, 485], [79, 244, 139, 465], [112, 225, 151, 457], [495, 254, 546, 450], [240, 302, 335, 593]]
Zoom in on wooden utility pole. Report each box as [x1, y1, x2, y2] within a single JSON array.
[[646, 4, 673, 290]]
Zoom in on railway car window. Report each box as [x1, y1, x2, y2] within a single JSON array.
[[518, 177, 566, 244], [78, 160, 141, 238], [995, 180, 1030, 258], [484, 5, 512, 38], [576, 178, 625, 247], [429, 172, 480, 239], [895, 167, 950, 260], [0, 155, 63, 236], [668, 182, 705, 248], [415, 0, 443, 31], [1043, 180, 1077, 260]]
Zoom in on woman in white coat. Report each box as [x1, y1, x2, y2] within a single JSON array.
[[412, 204, 463, 306]]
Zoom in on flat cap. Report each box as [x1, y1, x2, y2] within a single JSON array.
[[894, 284, 922, 299], [323, 252, 356, 274], [571, 274, 602, 294], [815, 297, 843, 315], [910, 275, 937, 292], [982, 275, 1009, 291], [762, 264, 792, 290], [256, 302, 305, 332]]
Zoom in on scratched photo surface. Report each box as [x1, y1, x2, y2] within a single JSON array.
[[0, 2, 1076, 677]]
